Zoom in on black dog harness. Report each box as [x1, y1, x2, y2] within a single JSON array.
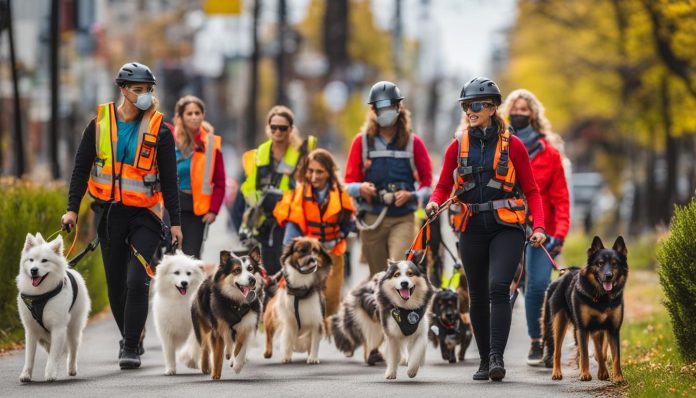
[[20, 272, 78, 333], [284, 271, 324, 330], [211, 286, 260, 340], [390, 305, 426, 336]]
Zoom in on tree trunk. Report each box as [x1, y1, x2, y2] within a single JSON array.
[[245, 0, 261, 149], [8, 0, 24, 177], [322, 0, 349, 77], [275, 0, 288, 105], [49, 0, 60, 179], [662, 75, 677, 224]]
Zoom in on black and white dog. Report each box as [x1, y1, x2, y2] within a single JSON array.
[[377, 252, 434, 380], [428, 289, 472, 363]]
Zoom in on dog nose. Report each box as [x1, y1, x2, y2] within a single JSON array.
[[249, 276, 256, 286], [604, 272, 613, 280], [400, 281, 409, 289], [30, 267, 38, 276], [181, 280, 188, 288]]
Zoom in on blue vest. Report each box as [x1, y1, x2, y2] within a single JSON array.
[[361, 133, 416, 216]]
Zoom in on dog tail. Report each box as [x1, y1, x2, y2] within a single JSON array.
[[541, 284, 554, 360], [178, 332, 201, 369], [330, 311, 358, 355]]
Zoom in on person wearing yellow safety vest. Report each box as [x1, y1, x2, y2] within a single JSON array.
[[240, 105, 317, 275], [172, 95, 226, 259], [273, 149, 356, 316], [61, 62, 181, 370]]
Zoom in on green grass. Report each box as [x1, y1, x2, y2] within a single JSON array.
[[561, 232, 658, 270]]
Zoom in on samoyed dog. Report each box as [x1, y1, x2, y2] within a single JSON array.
[[152, 251, 207, 375], [16, 233, 91, 382]]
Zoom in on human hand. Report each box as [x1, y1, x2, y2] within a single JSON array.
[[425, 202, 439, 218], [393, 190, 412, 207], [529, 229, 547, 248], [202, 212, 217, 224], [359, 182, 378, 202], [61, 211, 78, 232], [170, 226, 183, 249]]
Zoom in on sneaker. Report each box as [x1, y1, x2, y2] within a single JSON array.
[[527, 341, 543, 366], [119, 350, 141, 369], [473, 357, 489, 380], [489, 353, 506, 381], [119, 339, 124, 359], [542, 349, 553, 368]]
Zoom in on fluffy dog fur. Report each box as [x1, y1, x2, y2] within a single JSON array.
[[542, 236, 628, 383], [263, 237, 332, 364], [152, 251, 206, 375], [191, 248, 265, 380], [16, 233, 90, 382], [427, 289, 472, 363], [330, 272, 385, 365], [377, 252, 434, 380]]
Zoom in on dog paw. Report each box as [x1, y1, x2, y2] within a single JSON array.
[[407, 367, 419, 378], [233, 363, 244, 374], [385, 370, 397, 380], [68, 369, 77, 377], [184, 359, 198, 369], [211, 374, 221, 381], [612, 374, 625, 384], [263, 351, 272, 359], [597, 369, 609, 381], [399, 358, 408, 366], [281, 357, 292, 364], [19, 373, 31, 383], [580, 372, 592, 381], [551, 371, 563, 380], [164, 369, 176, 376], [307, 357, 320, 365], [201, 367, 211, 375], [45, 369, 57, 382]]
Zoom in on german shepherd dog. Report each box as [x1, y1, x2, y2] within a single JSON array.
[[263, 237, 332, 364], [377, 252, 434, 379], [330, 271, 385, 365], [191, 249, 265, 379], [428, 289, 472, 363], [542, 236, 628, 383]]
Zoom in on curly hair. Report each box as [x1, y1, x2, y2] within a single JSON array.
[[359, 102, 412, 149]]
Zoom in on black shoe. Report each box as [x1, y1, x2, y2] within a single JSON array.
[[119, 350, 141, 369], [542, 350, 553, 368], [489, 353, 506, 381], [527, 341, 543, 366], [119, 339, 145, 359], [473, 358, 489, 380]]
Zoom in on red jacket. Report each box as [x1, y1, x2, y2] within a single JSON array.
[[529, 138, 570, 239]]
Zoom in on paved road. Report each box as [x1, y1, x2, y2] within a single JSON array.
[[0, 209, 609, 397]]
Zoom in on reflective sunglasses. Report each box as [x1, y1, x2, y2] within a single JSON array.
[[461, 101, 495, 112], [270, 124, 290, 132], [373, 99, 396, 110]]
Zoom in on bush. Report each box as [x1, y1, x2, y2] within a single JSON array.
[[0, 178, 108, 348], [656, 198, 696, 362]]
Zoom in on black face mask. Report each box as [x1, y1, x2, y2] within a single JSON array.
[[510, 114, 531, 130]]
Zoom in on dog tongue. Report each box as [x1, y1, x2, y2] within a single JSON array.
[[602, 281, 613, 291], [177, 286, 188, 296], [31, 276, 42, 287], [399, 288, 411, 300], [240, 286, 250, 298]]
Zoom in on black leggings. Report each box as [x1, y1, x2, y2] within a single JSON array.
[[459, 223, 524, 359], [98, 204, 163, 352], [179, 192, 206, 258], [259, 222, 285, 276]]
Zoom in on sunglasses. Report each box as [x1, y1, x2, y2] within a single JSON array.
[[461, 101, 495, 112], [270, 124, 290, 132]]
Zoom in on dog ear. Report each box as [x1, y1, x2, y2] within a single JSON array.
[[248, 245, 262, 265], [318, 246, 333, 268], [280, 239, 297, 267], [612, 236, 628, 258], [587, 236, 604, 257], [219, 250, 233, 269], [48, 235, 64, 256], [410, 250, 427, 273], [23, 233, 37, 252]]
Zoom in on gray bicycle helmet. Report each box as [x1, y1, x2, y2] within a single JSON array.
[[458, 77, 501, 105], [368, 81, 404, 107], [115, 62, 157, 86]]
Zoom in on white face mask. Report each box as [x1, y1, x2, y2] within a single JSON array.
[[134, 92, 153, 111], [376, 109, 399, 127]]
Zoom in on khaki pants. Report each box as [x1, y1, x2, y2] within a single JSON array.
[[360, 212, 416, 276], [324, 252, 344, 317]]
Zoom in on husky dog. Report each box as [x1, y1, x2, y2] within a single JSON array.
[[152, 251, 206, 375], [191, 248, 265, 380], [377, 252, 434, 380], [16, 233, 91, 382], [263, 237, 332, 364], [330, 272, 385, 365]]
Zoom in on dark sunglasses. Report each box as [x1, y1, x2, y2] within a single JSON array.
[[270, 124, 290, 132], [461, 101, 495, 112]]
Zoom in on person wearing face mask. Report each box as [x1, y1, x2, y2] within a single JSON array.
[[61, 62, 182, 370], [425, 77, 546, 382], [344, 81, 433, 276], [501, 89, 570, 367], [273, 149, 356, 316], [240, 105, 317, 275]]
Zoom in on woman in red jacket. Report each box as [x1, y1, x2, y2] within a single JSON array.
[[501, 89, 570, 367], [173, 95, 226, 258], [426, 78, 546, 382]]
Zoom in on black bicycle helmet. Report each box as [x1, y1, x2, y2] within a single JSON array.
[[115, 62, 157, 86], [367, 81, 404, 106], [458, 77, 501, 105]]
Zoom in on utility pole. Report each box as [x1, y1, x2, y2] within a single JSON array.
[[245, 0, 261, 149], [49, 0, 60, 179], [275, 0, 288, 105], [7, 0, 25, 177], [392, 0, 403, 79]]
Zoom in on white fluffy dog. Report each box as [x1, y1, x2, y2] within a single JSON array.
[[152, 250, 206, 375], [16, 233, 91, 382]]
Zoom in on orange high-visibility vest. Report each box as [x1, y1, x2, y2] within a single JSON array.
[[87, 102, 164, 218], [189, 128, 222, 216], [452, 128, 526, 230], [274, 183, 355, 255]]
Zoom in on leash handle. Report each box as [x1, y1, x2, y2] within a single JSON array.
[[46, 224, 79, 258]]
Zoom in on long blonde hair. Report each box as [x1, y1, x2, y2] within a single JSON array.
[[265, 105, 302, 149], [359, 102, 412, 149]]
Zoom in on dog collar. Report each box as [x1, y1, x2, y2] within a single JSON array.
[[391, 305, 425, 336], [20, 272, 78, 333]]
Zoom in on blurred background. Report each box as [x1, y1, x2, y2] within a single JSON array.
[[1, 0, 695, 238]]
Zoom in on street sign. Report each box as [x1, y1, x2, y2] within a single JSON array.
[[203, 0, 242, 15]]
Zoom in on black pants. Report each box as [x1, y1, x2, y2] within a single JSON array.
[[459, 220, 524, 359], [179, 192, 206, 258], [259, 221, 285, 276], [98, 203, 163, 352]]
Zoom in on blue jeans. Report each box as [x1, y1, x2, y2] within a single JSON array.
[[524, 245, 553, 339]]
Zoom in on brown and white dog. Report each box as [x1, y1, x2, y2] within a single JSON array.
[[263, 237, 332, 364], [191, 248, 265, 380]]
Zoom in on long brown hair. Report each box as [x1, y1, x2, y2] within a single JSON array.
[[265, 105, 302, 149], [359, 102, 412, 149], [174, 95, 206, 155], [296, 148, 342, 189]]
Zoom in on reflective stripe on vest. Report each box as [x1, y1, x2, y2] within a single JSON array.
[[87, 102, 164, 218], [361, 133, 416, 174], [190, 128, 221, 216]]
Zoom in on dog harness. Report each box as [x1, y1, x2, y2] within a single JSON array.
[[20, 272, 78, 333], [283, 270, 325, 330], [389, 305, 426, 337]]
